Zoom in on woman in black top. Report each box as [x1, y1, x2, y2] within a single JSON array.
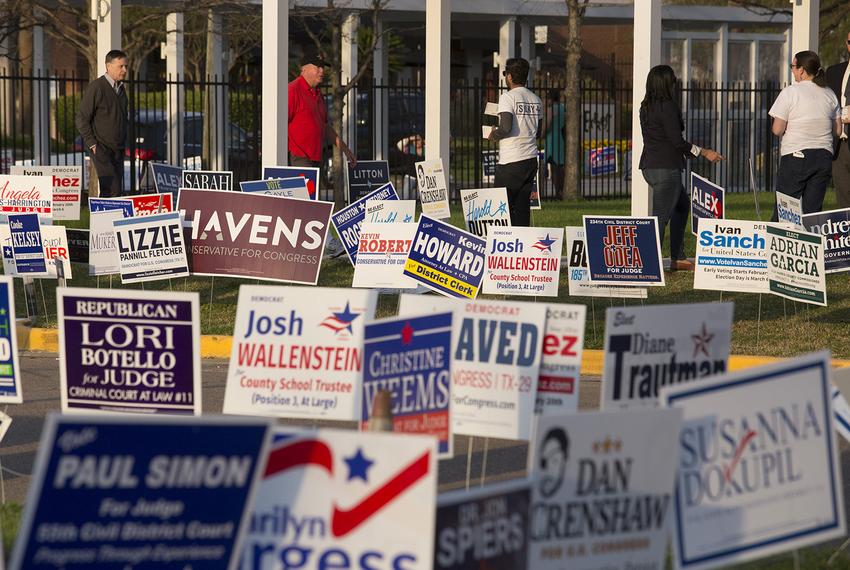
[[640, 65, 724, 270]]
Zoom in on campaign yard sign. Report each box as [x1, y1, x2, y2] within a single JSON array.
[[583, 216, 665, 286], [223, 286, 378, 421], [347, 160, 390, 203], [766, 224, 826, 306], [89, 209, 124, 276], [263, 166, 320, 200], [362, 311, 453, 457], [435, 479, 531, 570], [352, 222, 418, 289], [89, 197, 133, 218], [529, 408, 683, 570], [564, 226, 648, 299], [11, 165, 82, 220], [776, 191, 804, 229], [0, 277, 21, 403], [179, 189, 333, 284], [399, 295, 546, 441], [365, 199, 415, 224], [483, 226, 563, 297], [332, 183, 399, 266], [536, 304, 585, 416], [67, 228, 89, 264], [1, 224, 72, 279], [661, 352, 846, 569], [239, 428, 436, 570], [58, 288, 202, 415], [690, 172, 725, 235], [113, 211, 190, 283], [460, 188, 511, 238], [589, 145, 617, 176], [601, 303, 733, 411], [239, 177, 310, 199], [150, 162, 183, 199], [694, 219, 770, 293], [802, 208, 850, 273], [9, 213, 46, 275], [181, 169, 233, 191], [126, 193, 173, 217], [0, 174, 52, 218], [404, 216, 486, 299], [415, 159, 451, 219], [11, 414, 271, 570]]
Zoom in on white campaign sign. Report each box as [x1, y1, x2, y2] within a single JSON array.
[[88, 209, 124, 276], [661, 352, 846, 570], [460, 187, 511, 238], [776, 191, 804, 229], [1, 224, 72, 279], [483, 226, 563, 297], [536, 304, 586, 416], [11, 165, 82, 221], [352, 222, 418, 289], [415, 159, 450, 219], [564, 226, 647, 299], [223, 286, 378, 421], [0, 174, 53, 220], [766, 224, 827, 306], [399, 294, 545, 441], [529, 408, 683, 570], [694, 219, 769, 293], [113, 212, 189, 284], [365, 199, 416, 224], [602, 303, 733, 411]]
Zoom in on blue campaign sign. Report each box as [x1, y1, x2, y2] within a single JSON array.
[[332, 182, 399, 266], [9, 213, 46, 274], [690, 172, 725, 236], [11, 414, 272, 570], [802, 207, 850, 274], [150, 163, 183, 199], [262, 166, 320, 200], [89, 197, 134, 218], [347, 160, 390, 203], [362, 311, 453, 457], [404, 216, 486, 299], [582, 215, 664, 286], [0, 277, 21, 403], [239, 177, 308, 197]]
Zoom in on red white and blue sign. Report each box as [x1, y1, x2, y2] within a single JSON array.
[[0, 277, 21, 404], [239, 177, 309, 198], [690, 172, 725, 236], [11, 414, 272, 570], [583, 215, 665, 286], [332, 182, 399, 266], [9, 213, 46, 274], [89, 197, 134, 218], [362, 311, 453, 457], [589, 145, 617, 176], [263, 166, 320, 200]]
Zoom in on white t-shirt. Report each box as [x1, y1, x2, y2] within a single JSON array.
[[497, 86, 542, 164], [768, 81, 839, 156]]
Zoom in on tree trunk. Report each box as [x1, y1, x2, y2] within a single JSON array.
[[329, 18, 345, 208], [562, 0, 582, 200]]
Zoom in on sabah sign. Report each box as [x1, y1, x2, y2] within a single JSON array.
[[767, 224, 826, 306], [89, 209, 123, 276], [602, 302, 733, 411], [347, 159, 390, 203], [0, 277, 21, 403], [564, 226, 647, 299], [694, 219, 769, 293], [404, 216, 486, 299], [802, 207, 850, 274], [661, 352, 845, 569], [9, 213, 46, 274], [113, 211, 190, 283], [181, 169, 233, 191], [483, 226, 563, 296], [460, 188, 511, 238], [58, 288, 202, 415], [0, 174, 52, 218], [332, 183, 399, 266], [536, 304, 585, 416], [179, 189, 332, 284], [362, 311, 453, 457], [150, 162, 182, 199], [12, 414, 271, 570], [365, 199, 415, 224], [223, 286, 378, 421], [583, 216, 664, 286], [776, 191, 804, 229], [529, 408, 683, 570], [690, 172, 724, 235], [239, 177, 309, 199], [415, 159, 450, 219], [352, 222, 417, 289], [239, 428, 436, 569], [11, 165, 81, 220], [263, 166, 320, 200]]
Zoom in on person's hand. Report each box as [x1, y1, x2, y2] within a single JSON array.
[[487, 128, 498, 141], [701, 148, 724, 163], [90, 145, 97, 155]]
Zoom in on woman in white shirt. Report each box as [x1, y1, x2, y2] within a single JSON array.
[[769, 50, 842, 216]]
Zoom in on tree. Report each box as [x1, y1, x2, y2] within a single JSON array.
[[562, 0, 589, 200]]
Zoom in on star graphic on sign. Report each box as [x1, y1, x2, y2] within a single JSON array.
[[692, 323, 715, 359], [333, 302, 360, 333], [401, 322, 415, 345], [532, 234, 557, 252], [344, 448, 374, 482]]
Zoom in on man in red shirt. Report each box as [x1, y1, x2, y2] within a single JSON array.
[[288, 53, 356, 168]]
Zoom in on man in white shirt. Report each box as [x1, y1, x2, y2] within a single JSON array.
[[488, 58, 542, 226], [826, 32, 850, 208]]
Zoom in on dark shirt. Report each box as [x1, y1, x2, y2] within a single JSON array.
[[639, 99, 693, 170], [75, 75, 128, 152]]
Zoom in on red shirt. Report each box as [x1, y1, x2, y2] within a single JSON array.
[[288, 76, 327, 162]]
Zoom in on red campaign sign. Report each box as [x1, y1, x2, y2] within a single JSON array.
[[178, 189, 333, 284], [128, 193, 173, 216]]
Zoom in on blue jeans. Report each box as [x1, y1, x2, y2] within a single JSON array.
[[642, 168, 688, 260]]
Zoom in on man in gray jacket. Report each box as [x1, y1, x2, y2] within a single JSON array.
[[76, 50, 128, 197]]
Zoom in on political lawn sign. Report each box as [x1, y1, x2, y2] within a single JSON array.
[[11, 414, 271, 570], [346, 159, 390, 203], [1, 224, 72, 279], [460, 188, 511, 238], [9, 213, 47, 275], [179, 189, 332, 284], [404, 216, 486, 299], [690, 172, 724, 235], [802, 207, 850, 274], [58, 288, 202, 415], [181, 169, 233, 191], [67, 228, 89, 264], [239, 428, 436, 569], [263, 166, 320, 200], [331, 183, 399, 266], [415, 159, 451, 219], [10, 165, 82, 220], [435, 479, 531, 570], [589, 145, 617, 176], [0, 174, 52, 219], [766, 224, 826, 306], [564, 226, 647, 299], [365, 199, 415, 224], [89, 197, 133, 218], [352, 222, 417, 289], [529, 408, 683, 570], [362, 311, 453, 457], [126, 193, 173, 217], [399, 295, 546, 441], [223, 286, 378, 421], [661, 352, 846, 569], [583, 216, 665, 286], [113, 212, 190, 284], [602, 302, 734, 411], [239, 177, 309, 199], [150, 162, 183, 199], [536, 304, 586, 416], [0, 277, 21, 403], [776, 191, 804, 229], [88, 210, 124, 276], [483, 227, 563, 297], [694, 219, 770, 293]]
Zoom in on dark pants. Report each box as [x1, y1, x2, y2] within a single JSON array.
[[547, 159, 565, 200], [91, 145, 124, 197], [773, 148, 832, 219], [288, 154, 321, 168], [495, 157, 538, 227], [643, 168, 688, 260], [833, 140, 850, 208]]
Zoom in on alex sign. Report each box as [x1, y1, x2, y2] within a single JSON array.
[[690, 172, 724, 235]]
